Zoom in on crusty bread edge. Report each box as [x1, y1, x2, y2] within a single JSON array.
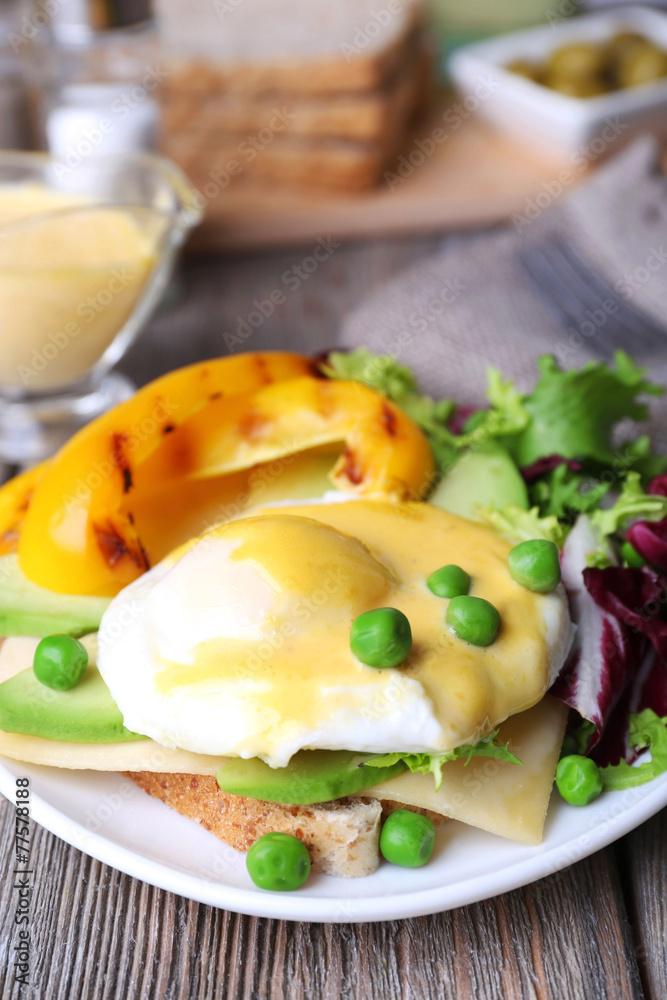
[[125, 771, 445, 879]]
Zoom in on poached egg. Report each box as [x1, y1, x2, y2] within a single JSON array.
[[97, 500, 573, 767]]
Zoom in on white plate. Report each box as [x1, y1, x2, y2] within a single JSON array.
[[1, 756, 666, 922]]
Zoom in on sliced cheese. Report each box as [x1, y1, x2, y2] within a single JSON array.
[[356, 695, 568, 845], [0, 637, 567, 844], [0, 729, 230, 773], [0, 636, 229, 772]]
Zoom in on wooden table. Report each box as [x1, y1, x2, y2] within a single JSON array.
[[1, 236, 665, 1000]]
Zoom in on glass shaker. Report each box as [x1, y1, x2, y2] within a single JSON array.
[[28, 0, 161, 160]]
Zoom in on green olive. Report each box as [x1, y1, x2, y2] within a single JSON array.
[[548, 42, 607, 80], [605, 30, 646, 66], [617, 42, 667, 88], [546, 71, 610, 98]]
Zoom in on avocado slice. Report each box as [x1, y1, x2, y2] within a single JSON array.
[[0, 667, 147, 742], [0, 554, 110, 638], [429, 444, 529, 520], [216, 749, 407, 804]]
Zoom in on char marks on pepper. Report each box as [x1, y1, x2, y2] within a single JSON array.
[[93, 518, 150, 571], [111, 433, 133, 494], [380, 402, 398, 438], [238, 409, 271, 442], [341, 446, 364, 485]]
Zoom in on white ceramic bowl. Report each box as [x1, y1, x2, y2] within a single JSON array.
[[447, 5, 667, 156]]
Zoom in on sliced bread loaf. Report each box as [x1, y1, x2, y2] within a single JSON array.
[[156, 0, 423, 95], [161, 38, 427, 143]]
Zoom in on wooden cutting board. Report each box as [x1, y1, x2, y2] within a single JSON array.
[[187, 93, 577, 252]]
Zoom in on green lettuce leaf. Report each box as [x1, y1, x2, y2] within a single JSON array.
[[600, 710, 667, 791], [530, 465, 610, 522], [320, 348, 418, 399], [365, 730, 522, 791], [617, 435, 667, 482], [590, 472, 667, 537], [476, 505, 567, 548], [512, 352, 662, 467], [560, 718, 597, 758], [458, 370, 529, 449]]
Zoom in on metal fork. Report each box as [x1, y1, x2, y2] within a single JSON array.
[[518, 233, 667, 360]]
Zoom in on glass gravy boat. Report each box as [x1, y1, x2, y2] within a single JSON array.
[[0, 151, 202, 464]]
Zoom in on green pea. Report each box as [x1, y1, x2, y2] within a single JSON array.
[[446, 595, 500, 647], [508, 539, 561, 593], [427, 564, 470, 599], [246, 832, 311, 891], [350, 607, 412, 669], [380, 809, 435, 868], [33, 634, 88, 691], [621, 541, 646, 568], [555, 755, 603, 806]]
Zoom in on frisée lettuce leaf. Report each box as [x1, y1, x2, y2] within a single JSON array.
[[365, 730, 522, 791], [476, 505, 567, 548], [600, 710, 667, 790], [590, 472, 667, 537]]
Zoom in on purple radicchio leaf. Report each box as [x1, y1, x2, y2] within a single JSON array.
[[550, 517, 646, 752], [520, 454, 583, 486], [627, 518, 667, 573], [583, 564, 667, 658], [647, 474, 667, 497], [560, 548, 667, 765]]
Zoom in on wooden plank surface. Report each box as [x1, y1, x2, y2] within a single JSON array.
[[0, 796, 648, 1000], [185, 95, 571, 252], [0, 237, 665, 999]]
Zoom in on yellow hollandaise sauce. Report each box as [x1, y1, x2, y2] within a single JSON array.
[[97, 501, 573, 767], [0, 184, 162, 391]]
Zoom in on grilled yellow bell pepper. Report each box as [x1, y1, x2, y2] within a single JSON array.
[[17, 358, 435, 597], [137, 375, 434, 498], [17, 352, 314, 596], [0, 462, 49, 555]]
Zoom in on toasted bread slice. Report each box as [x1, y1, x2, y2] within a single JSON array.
[[125, 771, 445, 878], [156, 0, 423, 95], [161, 44, 432, 191], [160, 38, 428, 143]]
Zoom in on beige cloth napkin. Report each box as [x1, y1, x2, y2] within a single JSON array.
[[339, 137, 667, 445]]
